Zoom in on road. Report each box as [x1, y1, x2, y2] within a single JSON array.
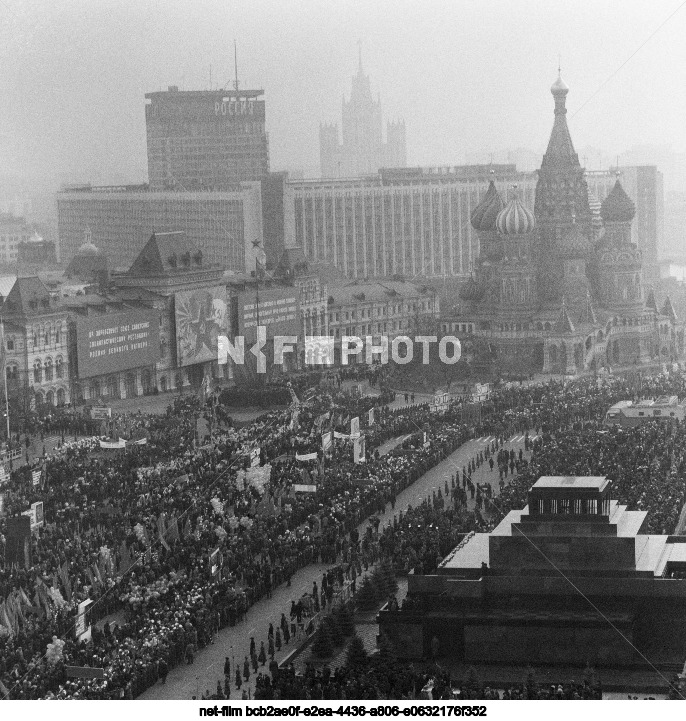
[[140, 429, 531, 699]]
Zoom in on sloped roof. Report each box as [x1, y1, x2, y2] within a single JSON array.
[[555, 299, 575, 334], [276, 247, 309, 272], [0, 275, 17, 299], [646, 289, 659, 314], [662, 296, 678, 322], [3, 276, 52, 315], [127, 231, 204, 276]]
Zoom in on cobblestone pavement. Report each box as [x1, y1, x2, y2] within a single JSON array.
[[140, 428, 530, 699]]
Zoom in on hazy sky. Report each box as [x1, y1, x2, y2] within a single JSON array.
[[1, 0, 685, 189]]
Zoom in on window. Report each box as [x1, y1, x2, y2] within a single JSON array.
[[44, 358, 53, 381], [55, 357, 64, 379], [33, 359, 42, 384], [55, 329, 60, 344], [6, 366, 17, 381], [6, 337, 13, 351]]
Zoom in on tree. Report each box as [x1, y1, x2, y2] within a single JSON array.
[[378, 560, 398, 595], [370, 567, 388, 597], [323, 614, 343, 647], [311, 623, 334, 659], [345, 634, 368, 669], [355, 577, 379, 611], [335, 603, 355, 637]]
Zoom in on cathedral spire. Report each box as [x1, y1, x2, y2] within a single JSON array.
[[544, 69, 576, 164]]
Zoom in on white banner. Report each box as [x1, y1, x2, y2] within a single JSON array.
[[333, 431, 349, 439], [353, 436, 366, 464], [350, 416, 360, 438], [250, 447, 261, 467], [32, 469, 41, 486], [295, 451, 318, 461], [99, 438, 126, 449], [368, 407, 375, 426], [293, 484, 317, 493]]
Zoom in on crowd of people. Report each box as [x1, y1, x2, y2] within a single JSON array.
[[256, 648, 603, 700], [2, 364, 686, 700], [0, 366, 476, 699]]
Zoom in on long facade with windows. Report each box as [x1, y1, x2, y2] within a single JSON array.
[[289, 167, 536, 281], [57, 183, 262, 272]]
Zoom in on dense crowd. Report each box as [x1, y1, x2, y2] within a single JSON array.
[[256, 647, 603, 700], [0, 367, 475, 699], [2, 364, 686, 700]]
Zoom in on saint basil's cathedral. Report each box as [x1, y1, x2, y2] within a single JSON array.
[[460, 73, 682, 375]]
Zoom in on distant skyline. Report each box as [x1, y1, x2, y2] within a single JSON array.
[[1, 0, 685, 191]]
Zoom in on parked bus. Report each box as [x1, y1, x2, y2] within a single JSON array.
[[604, 396, 686, 427]]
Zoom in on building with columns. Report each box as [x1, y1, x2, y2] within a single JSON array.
[[455, 73, 682, 376]]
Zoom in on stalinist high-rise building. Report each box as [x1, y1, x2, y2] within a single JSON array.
[[320, 52, 406, 178]]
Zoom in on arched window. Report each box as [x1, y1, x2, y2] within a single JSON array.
[[55, 356, 64, 379], [34, 391, 43, 408], [56, 388, 65, 406], [107, 376, 118, 397], [46, 390, 54, 406], [6, 336, 14, 351], [33, 359, 42, 384], [6, 365, 18, 382], [44, 357, 53, 381]]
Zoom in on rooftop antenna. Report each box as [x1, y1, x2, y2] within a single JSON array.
[[234, 39, 239, 93]]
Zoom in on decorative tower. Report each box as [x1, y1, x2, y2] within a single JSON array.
[[535, 71, 593, 302], [494, 190, 537, 311], [596, 177, 643, 313], [470, 176, 505, 307]]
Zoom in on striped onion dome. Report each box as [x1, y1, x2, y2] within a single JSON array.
[[470, 180, 505, 231], [495, 197, 536, 236]]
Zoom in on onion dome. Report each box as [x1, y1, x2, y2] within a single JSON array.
[[600, 179, 635, 223], [551, 71, 569, 96], [77, 241, 102, 256], [470, 180, 505, 231], [495, 197, 536, 235], [459, 275, 485, 303]]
